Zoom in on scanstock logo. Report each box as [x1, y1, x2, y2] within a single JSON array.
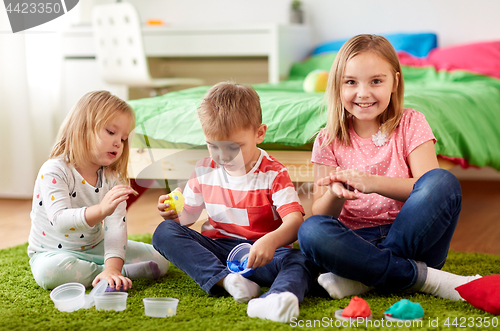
[[4, 0, 79, 33]]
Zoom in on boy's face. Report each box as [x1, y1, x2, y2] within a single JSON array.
[[206, 125, 266, 177]]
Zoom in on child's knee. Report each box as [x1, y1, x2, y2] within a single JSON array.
[[415, 169, 462, 206], [32, 255, 79, 290], [420, 169, 461, 193], [152, 219, 186, 254], [298, 216, 326, 248]]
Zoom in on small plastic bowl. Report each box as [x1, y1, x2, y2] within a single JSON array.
[[50, 282, 86, 312], [94, 292, 128, 311], [226, 243, 256, 277], [143, 297, 179, 318], [83, 279, 108, 309]]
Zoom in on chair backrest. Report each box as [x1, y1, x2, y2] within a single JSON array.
[[91, 2, 152, 86]]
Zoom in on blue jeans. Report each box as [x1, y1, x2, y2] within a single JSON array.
[[298, 168, 461, 292], [152, 220, 317, 302]]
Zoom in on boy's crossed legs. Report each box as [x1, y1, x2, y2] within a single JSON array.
[[152, 219, 316, 323]]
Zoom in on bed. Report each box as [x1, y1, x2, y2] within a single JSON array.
[[126, 35, 500, 186]]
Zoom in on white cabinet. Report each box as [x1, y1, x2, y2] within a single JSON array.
[[60, 24, 311, 114]]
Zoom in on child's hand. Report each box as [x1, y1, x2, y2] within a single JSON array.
[[92, 265, 132, 291], [334, 168, 373, 194], [246, 236, 276, 269], [99, 185, 135, 217], [317, 167, 360, 200], [157, 188, 182, 222]]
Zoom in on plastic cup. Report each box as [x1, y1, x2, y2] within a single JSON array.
[[143, 297, 179, 318], [226, 243, 256, 277], [50, 282, 86, 312], [83, 279, 108, 309], [94, 292, 128, 311]]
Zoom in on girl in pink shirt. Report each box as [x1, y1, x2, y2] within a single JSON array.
[[298, 34, 480, 301]]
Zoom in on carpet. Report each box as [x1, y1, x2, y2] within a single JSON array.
[[1, 233, 499, 331]]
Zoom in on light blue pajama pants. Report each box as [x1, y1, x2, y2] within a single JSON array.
[[29, 239, 169, 290]]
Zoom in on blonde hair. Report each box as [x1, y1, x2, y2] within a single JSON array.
[[198, 82, 262, 139], [50, 90, 136, 183], [323, 34, 404, 146]]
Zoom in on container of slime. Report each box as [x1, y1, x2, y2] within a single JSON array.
[[143, 297, 179, 318], [226, 243, 256, 277]]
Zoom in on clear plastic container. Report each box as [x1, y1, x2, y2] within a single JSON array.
[[143, 297, 179, 318], [83, 279, 108, 309], [94, 292, 128, 311], [226, 243, 256, 277], [50, 282, 86, 312]]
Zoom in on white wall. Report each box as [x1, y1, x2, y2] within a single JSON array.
[[303, 0, 500, 47], [79, 0, 500, 48]]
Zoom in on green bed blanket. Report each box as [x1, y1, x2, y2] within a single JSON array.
[[129, 53, 500, 171]]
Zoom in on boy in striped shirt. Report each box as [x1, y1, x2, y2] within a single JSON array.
[[152, 82, 317, 323]]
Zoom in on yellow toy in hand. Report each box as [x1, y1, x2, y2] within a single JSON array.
[[303, 69, 329, 93], [163, 190, 184, 214]]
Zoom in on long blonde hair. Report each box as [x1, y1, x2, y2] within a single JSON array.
[[323, 34, 404, 146], [50, 91, 135, 183]]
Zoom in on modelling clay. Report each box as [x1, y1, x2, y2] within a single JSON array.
[[227, 256, 249, 273], [341, 296, 371, 318], [163, 190, 184, 214], [105, 285, 127, 293], [384, 299, 424, 320]]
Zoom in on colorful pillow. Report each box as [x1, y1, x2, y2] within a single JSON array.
[[427, 41, 500, 79], [312, 32, 437, 57], [398, 41, 500, 80], [455, 275, 500, 315]]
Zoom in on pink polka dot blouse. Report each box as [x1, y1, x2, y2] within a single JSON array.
[[311, 108, 436, 230]]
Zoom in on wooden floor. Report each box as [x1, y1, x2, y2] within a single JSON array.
[[1, 180, 499, 255]]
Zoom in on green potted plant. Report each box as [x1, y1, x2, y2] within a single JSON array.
[[290, 0, 304, 24]]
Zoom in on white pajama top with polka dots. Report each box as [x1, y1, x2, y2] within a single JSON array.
[[27, 158, 127, 262]]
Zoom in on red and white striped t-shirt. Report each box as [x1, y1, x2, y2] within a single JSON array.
[[183, 149, 304, 241]]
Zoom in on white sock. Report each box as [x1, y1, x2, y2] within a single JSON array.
[[318, 272, 372, 299], [247, 292, 299, 323], [123, 261, 161, 279], [223, 273, 261, 303], [419, 267, 482, 301]]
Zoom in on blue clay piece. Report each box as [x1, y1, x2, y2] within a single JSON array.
[[227, 256, 249, 273], [384, 299, 424, 320], [228, 260, 241, 272]]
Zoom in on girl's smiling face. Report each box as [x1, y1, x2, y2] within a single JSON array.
[[341, 51, 399, 134]]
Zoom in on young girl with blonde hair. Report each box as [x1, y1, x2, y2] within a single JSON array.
[[298, 34, 480, 301], [28, 91, 169, 291]]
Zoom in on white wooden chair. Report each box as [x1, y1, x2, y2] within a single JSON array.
[[91, 2, 204, 97]]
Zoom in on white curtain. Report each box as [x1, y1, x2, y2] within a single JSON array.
[[0, 8, 66, 198]]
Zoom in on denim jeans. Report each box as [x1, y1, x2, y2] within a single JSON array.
[[152, 219, 317, 302], [298, 168, 462, 292]]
